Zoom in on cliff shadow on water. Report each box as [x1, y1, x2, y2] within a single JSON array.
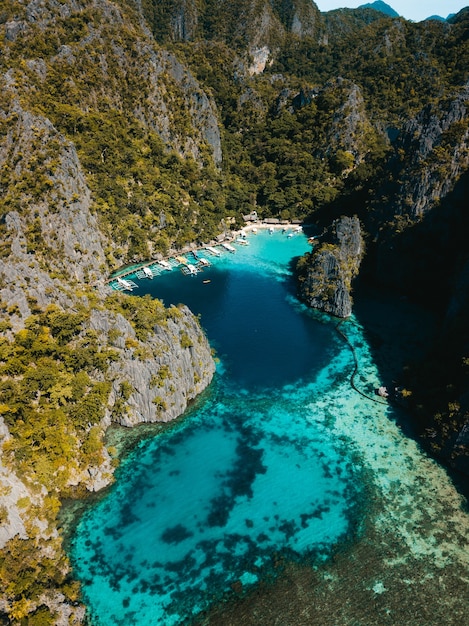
[[352, 170, 469, 497]]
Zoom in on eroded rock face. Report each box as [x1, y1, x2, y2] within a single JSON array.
[[0, 99, 107, 329], [88, 306, 215, 427], [298, 216, 364, 318], [392, 83, 469, 220]]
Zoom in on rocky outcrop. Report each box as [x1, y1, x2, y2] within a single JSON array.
[[158, 50, 222, 164], [142, 0, 320, 70], [1, 0, 222, 166], [368, 84, 469, 297], [0, 98, 107, 328], [318, 77, 379, 168], [169, 0, 199, 42], [0, 6, 218, 620], [288, 0, 321, 37], [88, 306, 215, 427], [320, 5, 391, 43], [297, 216, 364, 318], [390, 82, 469, 220]]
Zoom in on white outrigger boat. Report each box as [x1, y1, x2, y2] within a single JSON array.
[[117, 277, 134, 290], [158, 260, 172, 271], [221, 242, 236, 253], [205, 246, 221, 257]]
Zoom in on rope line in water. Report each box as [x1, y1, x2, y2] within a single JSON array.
[[335, 320, 388, 406]]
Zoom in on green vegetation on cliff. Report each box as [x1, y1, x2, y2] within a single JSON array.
[[0, 302, 115, 623]]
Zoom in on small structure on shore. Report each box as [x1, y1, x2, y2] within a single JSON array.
[[242, 210, 258, 223]]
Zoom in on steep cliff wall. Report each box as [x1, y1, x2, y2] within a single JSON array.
[[392, 82, 469, 220], [316, 77, 379, 168], [364, 82, 469, 298], [89, 304, 215, 427], [0, 97, 106, 327], [360, 86, 469, 478], [297, 216, 364, 318], [1, 0, 468, 621]]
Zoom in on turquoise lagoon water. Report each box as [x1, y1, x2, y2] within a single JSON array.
[[70, 231, 469, 625]]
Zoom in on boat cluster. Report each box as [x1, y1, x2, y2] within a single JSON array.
[[109, 225, 306, 291]]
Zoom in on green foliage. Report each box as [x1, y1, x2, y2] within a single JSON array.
[[3, 0, 463, 260], [0, 307, 115, 491], [105, 292, 172, 341], [152, 395, 167, 415], [150, 364, 172, 388], [179, 330, 193, 349], [271, 17, 469, 124], [0, 534, 73, 622]]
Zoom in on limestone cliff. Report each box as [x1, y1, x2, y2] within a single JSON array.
[[0, 98, 106, 327], [1, 0, 469, 621], [160, 0, 322, 44], [297, 216, 364, 318], [316, 77, 379, 168], [366, 82, 469, 296], [360, 86, 469, 478], [391, 82, 469, 220], [1, 0, 222, 166], [139, 0, 321, 76], [89, 305, 215, 427]]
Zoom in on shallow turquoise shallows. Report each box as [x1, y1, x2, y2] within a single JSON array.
[[70, 232, 363, 625]]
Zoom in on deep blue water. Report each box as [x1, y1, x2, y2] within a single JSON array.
[[70, 232, 361, 625]]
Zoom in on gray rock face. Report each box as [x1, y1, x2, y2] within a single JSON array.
[[159, 50, 222, 164], [0, 100, 107, 328], [168, 0, 199, 41], [393, 82, 469, 219], [318, 77, 380, 167], [0, 19, 217, 572], [88, 306, 215, 427], [290, 0, 321, 38], [298, 216, 364, 318], [1, 0, 222, 167]]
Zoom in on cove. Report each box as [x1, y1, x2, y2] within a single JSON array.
[[70, 231, 469, 625]]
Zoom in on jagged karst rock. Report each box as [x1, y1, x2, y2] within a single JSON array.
[[390, 82, 469, 220], [141, 0, 320, 67], [0, 6, 218, 618], [168, 0, 199, 41], [369, 84, 469, 297], [0, 0, 468, 622], [3, 0, 222, 166], [318, 77, 378, 167], [288, 0, 321, 37], [88, 306, 215, 427], [0, 418, 30, 549], [297, 216, 364, 318], [0, 100, 107, 328], [320, 4, 391, 42]]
